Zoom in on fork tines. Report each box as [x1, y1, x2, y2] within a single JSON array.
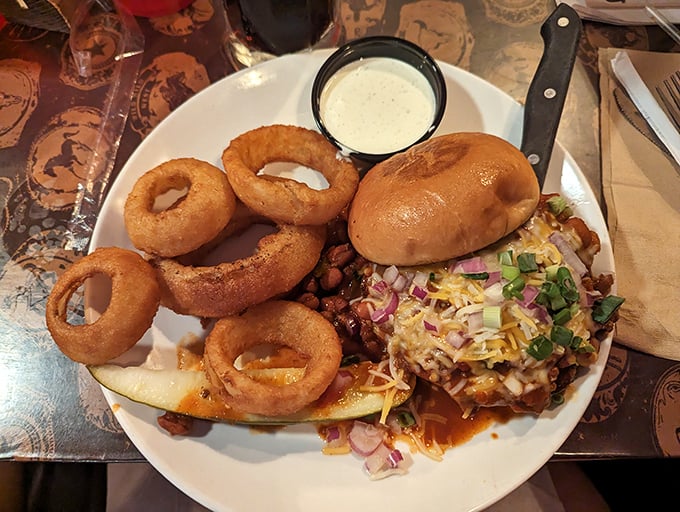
[[656, 71, 680, 131]]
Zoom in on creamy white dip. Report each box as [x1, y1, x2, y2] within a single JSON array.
[[319, 57, 436, 155]]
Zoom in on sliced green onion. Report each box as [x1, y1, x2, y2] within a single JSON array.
[[462, 272, 489, 280], [547, 195, 572, 216], [502, 276, 525, 300], [483, 306, 502, 329], [501, 264, 520, 281], [551, 325, 573, 346], [397, 411, 416, 428], [550, 294, 568, 311], [535, 287, 552, 307], [592, 295, 625, 324], [527, 335, 553, 360], [542, 281, 561, 299], [535, 293, 548, 307], [545, 264, 560, 281], [556, 266, 573, 281], [538, 280, 568, 310], [497, 250, 513, 266], [570, 335, 584, 350], [557, 267, 579, 303], [577, 343, 596, 354], [340, 354, 361, 366], [552, 308, 572, 325], [517, 253, 538, 273], [551, 392, 565, 406]]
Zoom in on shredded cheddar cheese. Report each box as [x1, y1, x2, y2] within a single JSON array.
[[360, 204, 603, 414]]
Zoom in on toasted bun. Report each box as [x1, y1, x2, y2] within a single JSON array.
[[348, 132, 540, 265]]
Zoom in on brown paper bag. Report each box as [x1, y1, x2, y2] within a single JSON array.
[[599, 47, 680, 361]]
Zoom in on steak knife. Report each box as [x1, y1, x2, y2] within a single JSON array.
[[520, 3, 582, 188]]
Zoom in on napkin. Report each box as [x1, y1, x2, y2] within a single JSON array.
[[559, 0, 680, 24], [610, 51, 680, 165], [599, 47, 680, 361]]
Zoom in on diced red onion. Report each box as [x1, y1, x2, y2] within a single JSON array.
[[388, 448, 404, 468], [468, 310, 483, 332], [484, 271, 501, 288], [335, 369, 354, 386], [326, 426, 340, 443], [370, 280, 389, 297], [370, 308, 388, 324], [445, 330, 468, 349], [424, 319, 439, 333], [382, 265, 399, 285], [370, 292, 398, 323], [316, 370, 354, 407], [348, 421, 384, 456], [525, 303, 551, 324], [453, 256, 487, 274], [502, 374, 524, 396], [363, 442, 392, 474], [548, 232, 588, 276], [413, 271, 429, 288], [363, 443, 406, 478], [412, 285, 428, 300], [391, 274, 409, 293], [484, 281, 504, 305], [582, 289, 601, 307], [385, 412, 403, 435], [517, 284, 539, 307]]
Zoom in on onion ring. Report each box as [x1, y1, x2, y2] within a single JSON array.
[[150, 217, 326, 318], [203, 300, 343, 416], [46, 247, 160, 365], [221, 125, 359, 225], [124, 158, 236, 257]]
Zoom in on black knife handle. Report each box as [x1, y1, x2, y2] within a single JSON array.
[[520, 3, 582, 188]]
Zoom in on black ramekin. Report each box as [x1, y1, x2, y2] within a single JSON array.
[[311, 36, 447, 170]]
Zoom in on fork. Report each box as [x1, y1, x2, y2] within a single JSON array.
[[655, 71, 680, 132]]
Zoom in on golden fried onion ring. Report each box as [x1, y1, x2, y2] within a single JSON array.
[[46, 247, 160, 365], [150, 219, 326, 318], [221, 125, 359, 225], [204, 300, 343, 416], [124, 158, 236, 258]]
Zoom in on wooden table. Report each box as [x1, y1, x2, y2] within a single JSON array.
[[1, 0, 678, 465]]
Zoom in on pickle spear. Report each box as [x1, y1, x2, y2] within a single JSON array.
[[88, 362, 413, 425]]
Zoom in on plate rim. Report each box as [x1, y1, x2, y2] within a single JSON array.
[[88, 50, 613, 512]]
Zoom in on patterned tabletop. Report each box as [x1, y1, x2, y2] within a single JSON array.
[[1, 0, 678, 462]]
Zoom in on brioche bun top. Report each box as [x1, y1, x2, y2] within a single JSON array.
[[347, 132, 540, 266]]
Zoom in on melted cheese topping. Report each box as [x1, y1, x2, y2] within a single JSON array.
[[362, 207, 600, 414]]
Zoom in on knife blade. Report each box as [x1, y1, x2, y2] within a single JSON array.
[[613, 86, 673, 159], [520, 3, 582, 188]]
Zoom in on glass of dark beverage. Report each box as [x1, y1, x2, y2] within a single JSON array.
[[223, 0, 341, 69]]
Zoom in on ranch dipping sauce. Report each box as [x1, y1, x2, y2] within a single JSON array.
[[318, 57, 436, 155]]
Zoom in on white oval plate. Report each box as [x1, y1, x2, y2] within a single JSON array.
[[88, 50, 613, 512]]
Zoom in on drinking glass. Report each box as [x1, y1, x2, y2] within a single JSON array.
[[223, 0, 341, 68]]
